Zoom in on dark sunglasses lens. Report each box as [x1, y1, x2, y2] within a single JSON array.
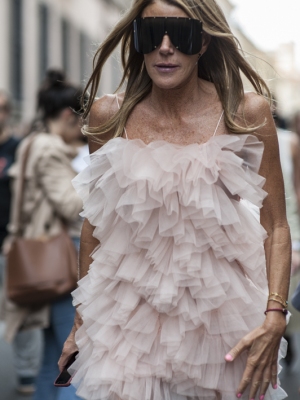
[[134, 18, 202, 55], [167, 19, 202, 55], [134, 18, 165, 54], [181, 19, 202, 55]]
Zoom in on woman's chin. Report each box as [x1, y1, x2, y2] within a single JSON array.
[[152, 78, 187, 91]]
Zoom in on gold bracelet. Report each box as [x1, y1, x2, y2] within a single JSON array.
[[268, 292, 288, 308], [268, 297, 288, 309], [269, 293, 287, 303]]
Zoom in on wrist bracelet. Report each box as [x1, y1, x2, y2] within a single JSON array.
[[264, 308, 288, 316], [268, 293, 288, 308], [268, 297, 288, 309]]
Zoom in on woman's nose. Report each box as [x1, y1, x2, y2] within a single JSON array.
[[159, 34, 175, 54]]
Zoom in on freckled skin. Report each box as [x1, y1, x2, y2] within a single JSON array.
[[59, 1, 291, 399]]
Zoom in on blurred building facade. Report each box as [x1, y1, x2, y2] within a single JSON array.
[[270, 42, 300, 120], [1, 0, 299, 123], [220, 0, 300, 121], [0, 0, 131, 122], [219, 0, 276, 90]]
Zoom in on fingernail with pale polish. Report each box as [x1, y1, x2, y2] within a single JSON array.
[[260, 396, 265, 400], [236, 394, 242, 399], [225, 354, 233, 361], [274, 384, 278, 389]]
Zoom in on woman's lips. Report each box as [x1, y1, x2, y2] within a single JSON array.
[[155, 64, 179, 73]]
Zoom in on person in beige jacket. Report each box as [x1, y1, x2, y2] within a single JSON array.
[[3, 70, 84, 400]]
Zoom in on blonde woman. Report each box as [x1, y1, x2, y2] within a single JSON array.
[[59, 1, 291, 399]]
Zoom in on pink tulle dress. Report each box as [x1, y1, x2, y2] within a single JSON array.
[[69, 111, 287, 399]]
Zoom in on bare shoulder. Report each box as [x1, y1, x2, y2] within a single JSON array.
[[237, 92, 276, 142], [240, 92, 272, 124], [89, 94, 119, 128], [87, 93, 124, 153]]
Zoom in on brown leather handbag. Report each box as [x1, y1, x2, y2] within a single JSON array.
[[6, 136, 78, 306]]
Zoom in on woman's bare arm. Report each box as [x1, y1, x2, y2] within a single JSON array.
[[258, 102, 291, 318], [58, 94, 120, 371], [290, 132, 300, 204], [226, 94, 291, 400], [77, 93, 120, 280]]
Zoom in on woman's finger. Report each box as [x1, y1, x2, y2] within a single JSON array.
[[235, 358, 256, 397], [57, 328, 78, 372], [259, 363, 272, 400], [248, 379, 262, 400], [271, 352, 278, 389], [249, 358, 271, 400], [225, 336, 251, 362]]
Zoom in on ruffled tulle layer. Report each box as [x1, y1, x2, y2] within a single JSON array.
[[71, 135, 287, 399]]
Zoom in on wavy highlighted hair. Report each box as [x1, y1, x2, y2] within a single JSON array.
[[82, 0, 271, 142]]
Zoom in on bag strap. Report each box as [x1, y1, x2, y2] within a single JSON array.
[[14, 134, 69, 236], [14, 135, 36, 236]]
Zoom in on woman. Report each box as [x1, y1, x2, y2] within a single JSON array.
[[5, 69, 83, 400], [59, 1, 291, 399]]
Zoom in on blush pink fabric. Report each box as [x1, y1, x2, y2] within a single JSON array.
[[70, 134, 287, 400]]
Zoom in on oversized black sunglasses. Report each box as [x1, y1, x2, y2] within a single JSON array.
[[133, 17, 203, 55]]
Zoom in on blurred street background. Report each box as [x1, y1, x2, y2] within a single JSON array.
[[1, 0, 300, 125], [0, 0, 300, 399]]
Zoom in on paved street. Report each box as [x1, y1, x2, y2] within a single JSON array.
[[0, 321, 299, 400], [0, 322, 27, 400]]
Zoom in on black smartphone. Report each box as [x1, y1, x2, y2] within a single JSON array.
[[54, 351, 78, 387]]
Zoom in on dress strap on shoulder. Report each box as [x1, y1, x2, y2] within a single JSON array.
[[213, 111, 225, 137], [115, 94, 121, 110], [123, 127, 129, 140], [115, 94, 129, 140]]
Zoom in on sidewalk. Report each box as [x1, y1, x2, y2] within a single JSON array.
[[0, 322, 31, 400]]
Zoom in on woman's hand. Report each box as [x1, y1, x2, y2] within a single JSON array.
[[225, 314, 286, 400], [58, 310, 82, 372]]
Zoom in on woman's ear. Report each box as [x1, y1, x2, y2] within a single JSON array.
[[201, 32, 211, 56]]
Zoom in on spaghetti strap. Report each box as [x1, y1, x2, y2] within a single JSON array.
[[115, 94, 129, 140], [123, 127, 129, 140], [213, 111, 224, 137], [115, 94, 120, 110]]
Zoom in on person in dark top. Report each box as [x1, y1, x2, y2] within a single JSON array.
[[0, 90, 42, 395], [0, 91, 19, 268]]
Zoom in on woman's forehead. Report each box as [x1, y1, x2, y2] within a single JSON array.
[[142, 1, 189, 18]]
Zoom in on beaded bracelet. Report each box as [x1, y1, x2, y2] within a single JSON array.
[[264, 308, 288, 316]]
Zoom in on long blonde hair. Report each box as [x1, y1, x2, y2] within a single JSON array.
[[83, 0, 270, 142]]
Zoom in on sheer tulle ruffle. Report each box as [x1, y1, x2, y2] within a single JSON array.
[[71, 135, 287, 399]]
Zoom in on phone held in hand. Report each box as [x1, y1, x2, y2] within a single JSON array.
[[54, 351, 78, 387]]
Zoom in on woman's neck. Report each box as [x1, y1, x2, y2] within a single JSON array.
[[47, 119, 63, 137], [149, 77, 217, 119]]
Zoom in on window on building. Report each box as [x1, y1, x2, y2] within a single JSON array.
[[80, 32, 92, 84], [10, 0, 23, 102], [62, 19, 70, 76], [39, 4, 49, 81]]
